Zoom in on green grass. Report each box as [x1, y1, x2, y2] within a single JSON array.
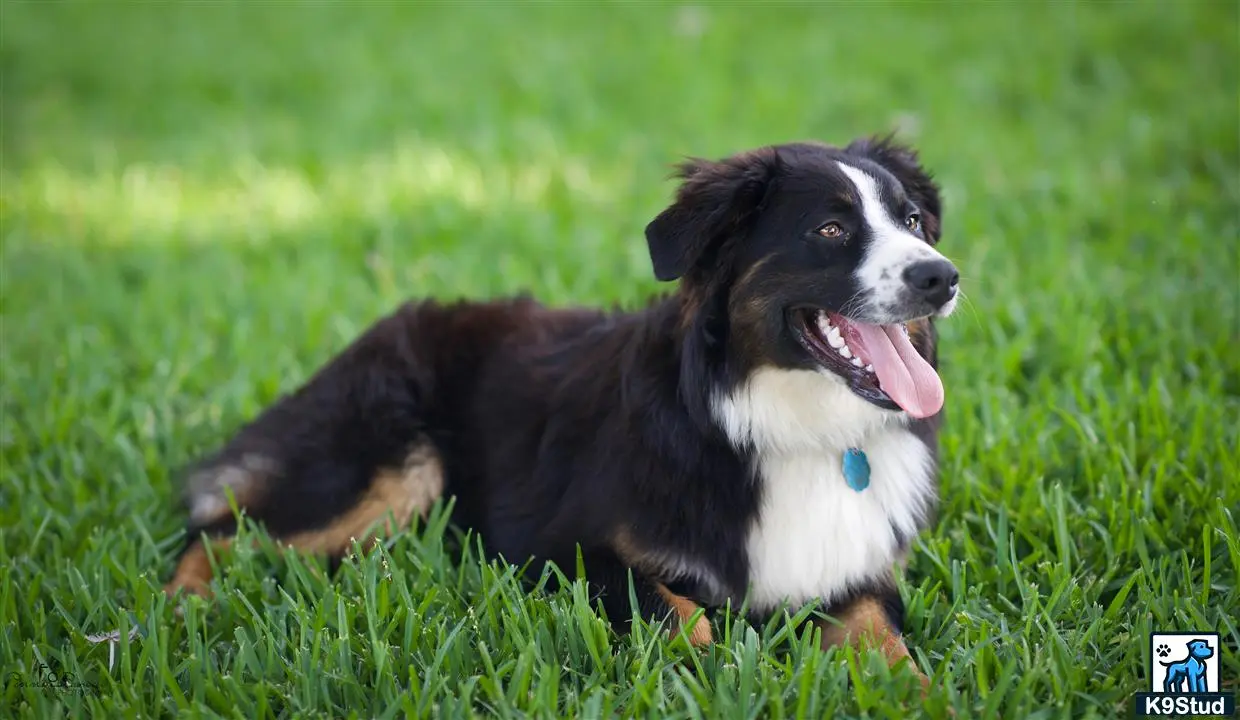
[[2, 1, 1238, 717]]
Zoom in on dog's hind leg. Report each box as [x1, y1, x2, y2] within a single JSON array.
[[166, 536, 232, 598], [277, 444, 444, 554], [164, 307, 443, 599], [167, 444, 444, 598]]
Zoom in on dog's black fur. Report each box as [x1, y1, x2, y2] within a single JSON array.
[[169, 136, 949, 660]]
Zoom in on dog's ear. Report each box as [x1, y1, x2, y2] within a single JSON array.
[[645, 148, 779, 282], [847, 135, 944, 243]]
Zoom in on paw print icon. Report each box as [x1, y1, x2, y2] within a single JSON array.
[[1156, 644, 1172, 658]]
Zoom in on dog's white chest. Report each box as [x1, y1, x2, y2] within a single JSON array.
[[714, 367, 936, 613], [743, 429, 933, 612]]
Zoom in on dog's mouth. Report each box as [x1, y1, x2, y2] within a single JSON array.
[[792, 309, 944, 419]]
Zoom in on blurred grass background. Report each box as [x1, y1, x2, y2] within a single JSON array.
[[2, 1, 1238, 718]]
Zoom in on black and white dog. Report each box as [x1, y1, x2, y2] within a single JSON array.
[[166, 136, 959, 680]]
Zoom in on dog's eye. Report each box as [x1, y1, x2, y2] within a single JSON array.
[[905, 213, 922, 233], [817, 222, 844, 239]]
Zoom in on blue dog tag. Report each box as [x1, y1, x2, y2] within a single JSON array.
[[843, 448, 870, 492]]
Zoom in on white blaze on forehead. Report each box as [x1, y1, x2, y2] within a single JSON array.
[[836, 162, 947, 319]]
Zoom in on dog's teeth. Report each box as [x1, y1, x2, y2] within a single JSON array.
[[838, 345, 852, 359], [851, 357, 863, 367], [865, 364, 874, 372], [827, 328, 844, 349]]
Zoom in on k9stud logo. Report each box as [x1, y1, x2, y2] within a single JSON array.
[[1135, 632, 1235, 717]]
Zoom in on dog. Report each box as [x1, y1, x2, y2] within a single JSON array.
[[1162, 639, 1214, 693], [164, 136, 960, 682]]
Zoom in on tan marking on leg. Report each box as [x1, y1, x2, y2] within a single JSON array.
[[613, 530, 713, 647], [280, 445, 444, 555], [166, 447, 442, 603], [656, 582, 713, 647], [164, 539, 231, 598], [818, 597, 929, 688]]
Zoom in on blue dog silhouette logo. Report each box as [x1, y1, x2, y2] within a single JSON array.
[[1158, 638, 1214, 693]]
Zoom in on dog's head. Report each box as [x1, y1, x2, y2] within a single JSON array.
[[1187, 640, 1215, 660], [646, 137, 957, 421]]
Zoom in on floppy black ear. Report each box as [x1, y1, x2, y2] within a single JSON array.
[[847, 135, 944, 243], [644, 148, 779, 282]]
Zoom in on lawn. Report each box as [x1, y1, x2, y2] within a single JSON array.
[[2, 1, 1238, 718]]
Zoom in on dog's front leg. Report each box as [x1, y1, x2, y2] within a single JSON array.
[[815, 591, 929, 688], [1189, 667, 1205, 693], [575, 550, 713, 647]]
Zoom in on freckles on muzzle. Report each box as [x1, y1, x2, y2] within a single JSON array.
[[848, 212, 960, 321]]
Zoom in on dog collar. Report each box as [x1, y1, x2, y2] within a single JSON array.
[[843, 448, 870, 492]]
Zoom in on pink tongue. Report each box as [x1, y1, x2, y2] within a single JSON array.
[[851, 323, 944, 419]]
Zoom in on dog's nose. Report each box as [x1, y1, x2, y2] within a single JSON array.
[[903, 259, 959, 307]]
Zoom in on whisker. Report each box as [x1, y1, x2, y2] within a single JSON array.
[[837, 290, 869, 319], [950, 289, 984, 331], [953, 274, 996, 292]]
